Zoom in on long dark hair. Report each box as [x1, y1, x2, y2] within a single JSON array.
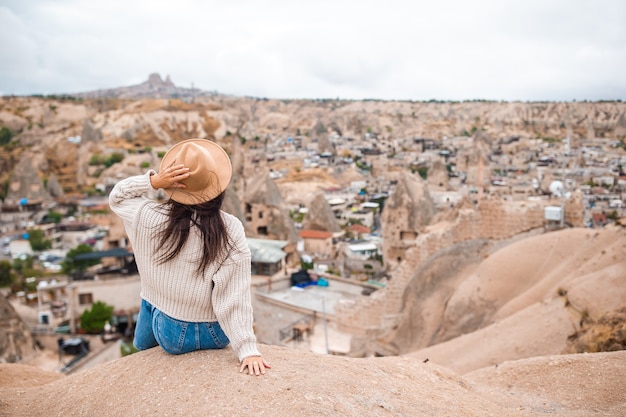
[[156, 191, 232, 275]]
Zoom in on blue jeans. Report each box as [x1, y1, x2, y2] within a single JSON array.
[[134, 299, 230, 355]]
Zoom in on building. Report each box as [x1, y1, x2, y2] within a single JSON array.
[[299, 229, 334, 258], [248, 238, 289, 277]]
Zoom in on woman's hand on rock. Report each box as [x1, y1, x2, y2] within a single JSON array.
[[240, 356, 271, 376]]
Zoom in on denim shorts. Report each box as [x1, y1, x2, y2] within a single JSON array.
[[133, 299, 230, 355]]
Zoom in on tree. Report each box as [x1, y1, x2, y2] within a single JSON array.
[[46, 211, 63, 223], [79, 301, 114, 334], [28, 229, 52, 251], [0, 126, 14, 145], [103, 153, 124, 167], [12, 256, 37, 280], [62, 244, 99, 276], [0, 260, 13, 287]]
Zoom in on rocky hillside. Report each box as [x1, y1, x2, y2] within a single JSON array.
[[1, 77, 625, 200]]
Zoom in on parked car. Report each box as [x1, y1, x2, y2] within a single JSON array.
[[58, 337, 90, 355]]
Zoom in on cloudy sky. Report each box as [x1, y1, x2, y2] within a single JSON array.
[[1, 0, 625, 101]]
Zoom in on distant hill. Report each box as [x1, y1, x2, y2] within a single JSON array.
[[73, 73, 220, 100]]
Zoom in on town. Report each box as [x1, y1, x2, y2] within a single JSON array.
[[1, 90, 625, 371]]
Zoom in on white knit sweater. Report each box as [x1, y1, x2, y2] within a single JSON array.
[[109, 172, 260, 361]]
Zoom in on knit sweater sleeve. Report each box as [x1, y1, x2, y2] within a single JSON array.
[[211, 216, 261, 362], [108, 171, 156, 223]]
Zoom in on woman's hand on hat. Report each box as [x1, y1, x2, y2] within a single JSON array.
[[150, 164, 190, 190], [240, 355, 271, 376]]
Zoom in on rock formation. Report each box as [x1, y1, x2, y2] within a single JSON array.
[[222, 187, 253, 235], [301, 192, 342, 233], [45, 173, 64, 199], [459, 130, 492, 189], [0, 296, 37, 364], [80, 119, 103, 143], [5, 154, 50, 204], [381, 172, 436, 266], [427, 158, 449, 190], [244, 173, 298, 242]]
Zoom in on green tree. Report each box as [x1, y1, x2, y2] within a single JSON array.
[[0, 260, 13, 287], [79, 301, 114, 334], [47, 210, 64, 223], [62, 244, 100, 276], [301, 259, 314, 271], [12, 256, 37, 279], [103, 153, 124, 167], [0, 126, 14, 145], [0, 179, 8, 201], [9, 257, 39, 293], [28, 229, 52, 251], [89, 154, 103, 166]]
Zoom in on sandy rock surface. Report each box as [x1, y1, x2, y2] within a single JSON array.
[[1, 346, 625, 417]]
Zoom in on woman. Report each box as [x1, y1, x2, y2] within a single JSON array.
[[109, 138, 270, 376]]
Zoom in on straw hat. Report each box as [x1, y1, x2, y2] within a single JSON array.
[[159, 138, 232, 205]]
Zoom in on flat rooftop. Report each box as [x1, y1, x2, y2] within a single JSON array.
[[257, 279, 366, 316]]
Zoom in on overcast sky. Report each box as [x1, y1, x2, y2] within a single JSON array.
[[1, 0, 625, 101]]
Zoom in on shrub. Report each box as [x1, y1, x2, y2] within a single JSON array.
[[120, 340, 139, 356], [103, 153, 124, 167], [89, 154, 103, 166], [27, 229, 52, 251], [47, 211, 63, 224], [79, 301, 114, 334], [565, 307, 626, 354], [0, 260, 13, 287], [62, 244, 100, 275], [0, 126, 14, 145]]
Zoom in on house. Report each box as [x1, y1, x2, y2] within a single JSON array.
[[341, 208, 374, 228], [31, 274, 141, 334], [31, 223, 63, 249], [345, 242, 379, 260], [57, 221, 104, 250], [347, 224, 371, 240], [247, 238, 289, 277], [299, 229, 334, 258], [592, 212, 608, 227]]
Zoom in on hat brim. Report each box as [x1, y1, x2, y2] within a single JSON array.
[[159, 138, 232, 205]]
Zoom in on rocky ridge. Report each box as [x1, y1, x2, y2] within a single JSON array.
[[0, 346, 624, 417]]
